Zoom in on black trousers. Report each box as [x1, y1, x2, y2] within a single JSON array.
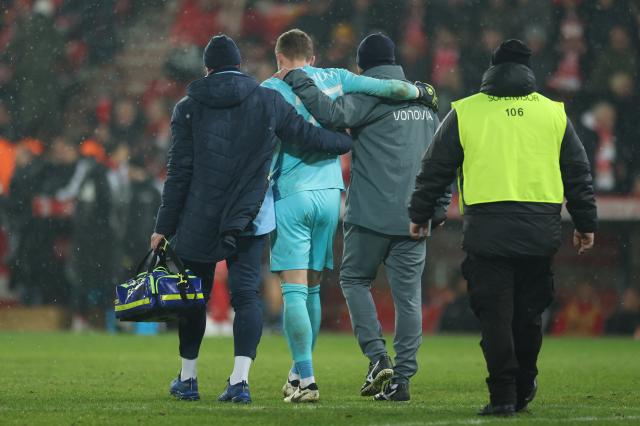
[[462, 253, 554, 406], [178, 235, 266, 360]]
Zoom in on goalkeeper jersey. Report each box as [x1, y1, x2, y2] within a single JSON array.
[[261, 65, 415, 200]]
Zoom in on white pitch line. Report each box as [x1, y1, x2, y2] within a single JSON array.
[[374, 415, 640, 426], [544, 405, 640, 411], [181, 403, 640, 411]]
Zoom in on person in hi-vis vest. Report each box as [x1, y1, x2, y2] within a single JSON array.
[[408, 40, 597, 416]]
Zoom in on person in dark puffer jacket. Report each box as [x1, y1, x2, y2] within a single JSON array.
[[150, 35, 353, 403], [408, 39, 597, 416]]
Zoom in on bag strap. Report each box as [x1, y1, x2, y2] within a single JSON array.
[[156, 238, 191, 303], [135, 250, 158, 276], [134, 249, 168, 279]]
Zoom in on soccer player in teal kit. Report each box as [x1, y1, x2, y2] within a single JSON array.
[[262, 29, 430, 403]]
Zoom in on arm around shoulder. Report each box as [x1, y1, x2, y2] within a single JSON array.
[[272, 90, 352, 155], [284, 69, 378, 129], [340, 68, 417, 100]]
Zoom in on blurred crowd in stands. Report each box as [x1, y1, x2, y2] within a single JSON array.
[[0, 0, 638, 335], [422, 276, 640, 337]]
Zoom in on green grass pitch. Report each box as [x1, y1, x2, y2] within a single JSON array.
[[1, 332, 638, 425]]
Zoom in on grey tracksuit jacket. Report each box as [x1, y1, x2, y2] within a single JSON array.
[[286, 64, 447, 235], [285, 64, 447, 383]]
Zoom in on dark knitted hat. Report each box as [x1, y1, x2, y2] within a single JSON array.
[[203, 34, 241, 70], [491, 39, 532, 68], [356, 33, 396, 71]]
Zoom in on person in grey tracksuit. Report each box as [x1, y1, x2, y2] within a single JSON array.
[[282, 33, 449, 401]]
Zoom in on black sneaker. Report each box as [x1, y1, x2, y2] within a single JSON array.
[[516, 379, 537, 412], [373, 381, 410, 402], [478, 404, 516, 416], [360, 354, 394, 396]]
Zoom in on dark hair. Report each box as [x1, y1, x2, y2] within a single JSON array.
[[275, 29, 314, 60]]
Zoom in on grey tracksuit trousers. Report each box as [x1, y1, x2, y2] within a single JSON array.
[[340, 223, 426, 384]]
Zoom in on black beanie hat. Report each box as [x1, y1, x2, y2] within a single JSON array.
[[203, 34, 241, 70], [356, 33, 396, 71], [491, 39, 532, 68]]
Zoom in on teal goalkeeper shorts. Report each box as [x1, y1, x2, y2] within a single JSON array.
[[271, 188, 341, 272]]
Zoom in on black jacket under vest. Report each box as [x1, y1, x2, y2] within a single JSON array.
[[408, 63, 598, 257]]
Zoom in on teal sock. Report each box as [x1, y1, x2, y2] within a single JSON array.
[[289, 286, 321, 377], [281, 284, 313, 378], [288, 285, 321, 376], [307, 285, 321, 350]]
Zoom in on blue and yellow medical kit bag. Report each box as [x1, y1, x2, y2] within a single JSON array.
[[114, 240, 205, 322]]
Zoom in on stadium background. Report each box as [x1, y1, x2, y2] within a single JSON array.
[[0, 0, 638, 337]]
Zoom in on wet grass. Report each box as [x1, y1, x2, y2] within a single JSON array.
[[0, 332, 638, 425]]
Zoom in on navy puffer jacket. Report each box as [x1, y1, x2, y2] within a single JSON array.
[[155, 71, 352, 262]]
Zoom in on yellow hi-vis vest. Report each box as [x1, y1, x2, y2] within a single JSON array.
[[451, 92, 566, 213]]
